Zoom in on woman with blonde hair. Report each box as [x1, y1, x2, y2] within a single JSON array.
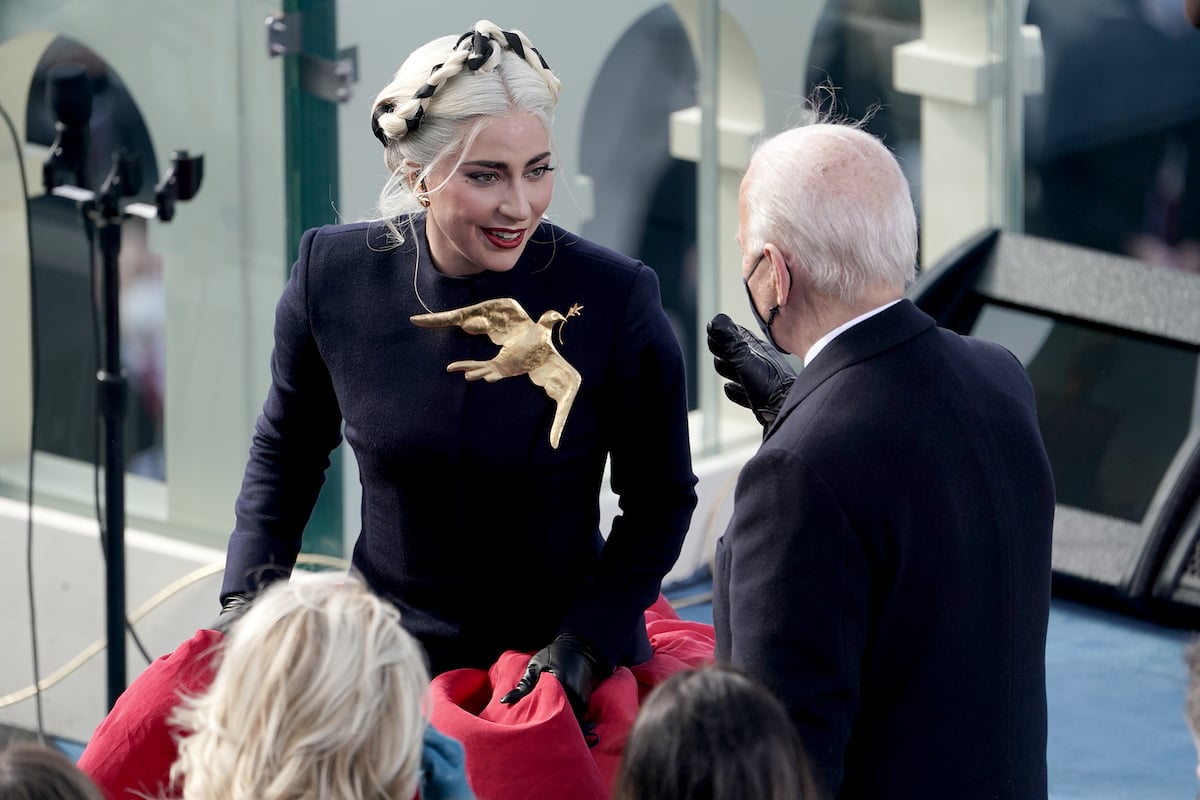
[[218, 19, 709, 799], [170, 572, 439, 800], [220, 16, 697, 704]]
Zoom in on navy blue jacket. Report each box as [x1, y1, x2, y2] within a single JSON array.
[[713, 300, 1054, 799], [223, 217, 698, 674]]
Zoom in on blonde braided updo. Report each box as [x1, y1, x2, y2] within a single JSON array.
[[370, 20, 561, 220]]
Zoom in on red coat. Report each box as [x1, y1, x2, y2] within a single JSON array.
[[78, 628, 221, 800]]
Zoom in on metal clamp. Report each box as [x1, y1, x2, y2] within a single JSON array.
[[266, 13, 300, 57], [266, 12, 358, 104]]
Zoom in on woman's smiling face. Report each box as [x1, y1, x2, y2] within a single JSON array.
[[423, 112, 555, 277]]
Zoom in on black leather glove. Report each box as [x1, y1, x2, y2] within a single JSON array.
[[706, 313, 797, 430], [211, 592, 251, 633], [500, 634, 607, 722]]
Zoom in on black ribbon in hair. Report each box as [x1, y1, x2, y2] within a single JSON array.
[[371, 103, 393, 146], [405, 106, 425, 133], [465, 30, 494, 71], [374, 27, 552, 146], [497, 31, 552, 71], [502, 31, 526, 61], [414, 77, 438, 100], [453, 26, 553, 72]]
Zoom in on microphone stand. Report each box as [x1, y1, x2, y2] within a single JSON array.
[[93, 153, 134, 711], [47, 145, 203, 709]]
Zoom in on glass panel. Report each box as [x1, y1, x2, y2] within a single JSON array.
[[808, 0, 922, 210], [0, 2, 288, 541], [24, 37, 166, 480], [972, 303, 1199, 523], [580, 7, 700, 407], [1024, 0, 1200, 274]]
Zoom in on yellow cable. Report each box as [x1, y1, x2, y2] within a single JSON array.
[[0, 553, 350, 709]]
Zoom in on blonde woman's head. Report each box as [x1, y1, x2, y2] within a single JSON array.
[[171, 572, 429, 800]]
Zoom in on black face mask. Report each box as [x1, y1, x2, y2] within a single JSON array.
[[743, 253, 790, 354]]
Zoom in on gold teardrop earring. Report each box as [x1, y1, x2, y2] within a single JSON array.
[[417, 180, 431, 208]]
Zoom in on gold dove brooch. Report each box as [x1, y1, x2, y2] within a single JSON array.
[[410, 298, 583, 449]]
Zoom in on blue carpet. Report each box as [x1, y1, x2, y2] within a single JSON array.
[[1045, 598, 1193, 799], [55, 738, 85, 762], [662, 580, 1197, 799]]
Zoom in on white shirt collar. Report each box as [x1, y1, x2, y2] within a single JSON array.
[[803, 299, 903, 367]]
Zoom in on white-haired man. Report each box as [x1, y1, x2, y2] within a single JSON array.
[[708, 121, 1055, 799]]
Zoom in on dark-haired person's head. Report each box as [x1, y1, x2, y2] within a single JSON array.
[[612, 664, 823, 800], [0, 743, 105, 800]]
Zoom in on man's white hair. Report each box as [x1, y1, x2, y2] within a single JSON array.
[[742, 121, 918, 304]]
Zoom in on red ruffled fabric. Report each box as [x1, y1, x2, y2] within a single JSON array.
[[77, 596, 714, 800], [427, 596, 715, 800], [77, 628, 223, 800]]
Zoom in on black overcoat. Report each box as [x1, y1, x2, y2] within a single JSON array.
[[714, 299, 1054, 799]]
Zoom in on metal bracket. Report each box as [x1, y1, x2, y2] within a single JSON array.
[[266, 12, 358, 104], [266, 12, 300, 56]]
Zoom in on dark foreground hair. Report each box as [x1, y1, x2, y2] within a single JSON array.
[[0, 743, 105, 800], [612, 663, 823, 800]]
